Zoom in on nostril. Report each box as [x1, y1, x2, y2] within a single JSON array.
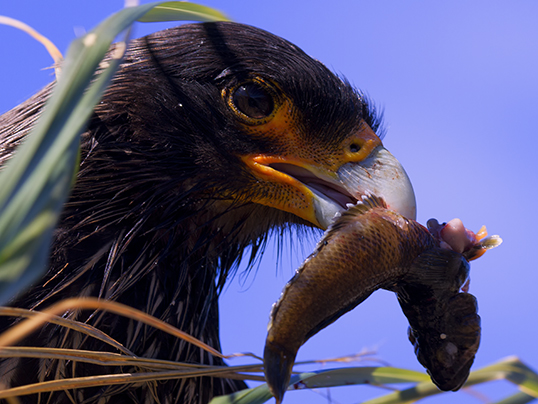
[[349, 143, 361, 153]]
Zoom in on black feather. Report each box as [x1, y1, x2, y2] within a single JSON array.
[[0, 22, 382, 403]]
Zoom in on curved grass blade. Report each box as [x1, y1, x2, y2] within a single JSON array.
[[362, 357, 538, 404], [209, 367, 430, 404], [493, 392, 537, 404], [138, 1, 229, 22], [0, 362, 263, 400], [0, 16, 63, 75], [0, 346, 262, 373], [0, 297, 230, 359], [0, 306, 134, 355], [0, 1, 228, 304], [210, 357, 538, 404]]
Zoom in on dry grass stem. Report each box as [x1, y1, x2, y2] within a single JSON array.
[[0, 297, 248, 360], [0, 15, 62, 77], [0, 297, 267, 399], [0, 307, 134, 355], [0, 364, 265, 399]]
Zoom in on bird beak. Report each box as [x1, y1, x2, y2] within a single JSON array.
[[240, 127, 416, 229], [312, 146, 416, 229]]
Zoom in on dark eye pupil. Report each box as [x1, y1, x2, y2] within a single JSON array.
[[232, 83, 274, 119]]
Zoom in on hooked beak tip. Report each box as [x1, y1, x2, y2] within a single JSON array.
[[338, 146, 416, 221]]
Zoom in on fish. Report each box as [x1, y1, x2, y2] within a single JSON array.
[[263, 195, 501, 403]]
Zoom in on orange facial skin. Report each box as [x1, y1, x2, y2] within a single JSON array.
[[225, 79, 383, 228]]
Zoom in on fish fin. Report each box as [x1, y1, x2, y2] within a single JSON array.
[[402, 248, 470, 298], [463, 235, 503, 261], [358, 194, 388, 210], [327, 194, 387, 234]]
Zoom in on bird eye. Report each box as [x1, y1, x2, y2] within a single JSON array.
[[349, 143, 361, 153], [232, 82, 275, 119]]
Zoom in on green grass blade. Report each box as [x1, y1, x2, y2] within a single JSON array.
[[0, 1, 228, 303], [362, 357, 538, 404], [195, 381, 272, 404], [494, 392, 537, 404], [211, 358, 538, 404], [209, 367, 430, 404], [138, 1, 229, 22], [294, 366, 429, 388], [472, 357, 538, 398]]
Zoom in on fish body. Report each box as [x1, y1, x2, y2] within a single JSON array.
[[265, 196, 437, 402], [264, 196, 489, 403]]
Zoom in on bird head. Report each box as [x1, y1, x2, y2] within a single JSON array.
[[80, 21, 416, 261], [213, 24, 416, 229], [223, 75, 416, 229], [103, 22, 415, 232]]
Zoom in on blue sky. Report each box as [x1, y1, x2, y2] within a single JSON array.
[[1, 2, 537, 404]]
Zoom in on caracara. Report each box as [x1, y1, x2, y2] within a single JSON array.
[[0, 22, 415, 403]]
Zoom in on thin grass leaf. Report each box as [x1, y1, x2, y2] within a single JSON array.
[[0, 297, 248, 361], [469, 357, 538, 398], [210, 357, 538, 404], [0, 1, 228, 304], [209, 367, 430, 404], [494, 392, 537, 404], [0, 347, 138, 368], [209, 382, 275, 404], [362, 357, 538, 404], [0, 365, 261, 400], [0, 16, 63, 72], [138, 1, 229, 22], [0, 346, 265, 375], [292, 366, 429, 389], [0, 307, 134, 355]]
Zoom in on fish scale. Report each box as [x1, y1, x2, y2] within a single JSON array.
[[264, 195, 491, 403]]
